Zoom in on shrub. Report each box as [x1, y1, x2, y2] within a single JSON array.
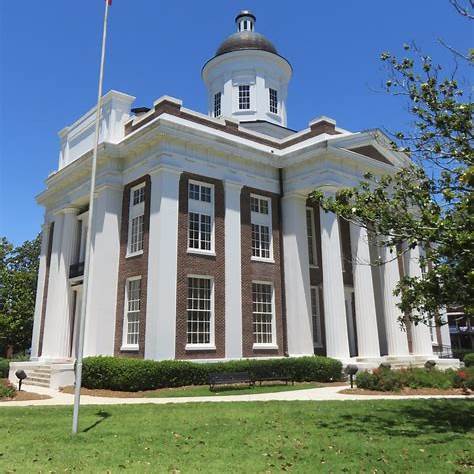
[[451, 367, 474, 391], [463, 353, 474, 367], [356, 366, 460, 392], [82, 356, 342, 392], [0, 358, 9, 378], [0, 379, 16, 399]]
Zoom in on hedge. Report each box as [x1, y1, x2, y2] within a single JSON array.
[[356, 365, 474, 392], [82, 356, 343, 392], [463, 353, 474, 367], [0, 358, 9, 378]]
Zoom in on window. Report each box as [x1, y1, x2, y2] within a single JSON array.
[[306, 208, 318, 267], [213, 92, 221, 118], [252, 282, 275, 345], [123, 277, 141, 349], [251, 194, 272, 261], [127, 183, 145, 256], [269, 88, 278, 114], [238, 85, 250, 110], [188, 181, 214, 253], [310, 287, 323, 347], [187, 277, 213, 346]]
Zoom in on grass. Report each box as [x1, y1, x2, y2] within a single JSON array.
[[145, 382, 321, 398], [1, 400, 473, 472]]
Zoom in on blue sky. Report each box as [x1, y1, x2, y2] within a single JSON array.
[[0, 0, 471, 245]]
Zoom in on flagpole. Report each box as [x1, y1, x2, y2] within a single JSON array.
[[72, 0, 111, 435]]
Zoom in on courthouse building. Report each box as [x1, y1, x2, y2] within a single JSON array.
[[14, 11, 454, 388]]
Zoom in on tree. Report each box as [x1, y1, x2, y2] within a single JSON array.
[[310, 4, 473, 325], [0, 235, 41, 356]]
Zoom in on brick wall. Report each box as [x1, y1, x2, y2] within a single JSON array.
[[175, 173, 226, 359], [114, 175, 151, 358], [241, 187, 285, 357]]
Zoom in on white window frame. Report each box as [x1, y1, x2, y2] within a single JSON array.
[[238, 84, 251, 110], [185, 275, 216, 351], [252, 280, 278, 350], [213, 92, 222, 118], [306, 207, 318, 268], [187, 180, 215, 256], [310, 286, 323, 348], [127, 182, 145, 258], [250, 194, 273, 263], [269, 88, 278, 114], [121, 275, 141, 351]]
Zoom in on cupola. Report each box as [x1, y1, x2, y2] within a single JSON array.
[[202, 10, 292, 127]]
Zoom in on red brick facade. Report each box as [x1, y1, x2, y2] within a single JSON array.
[[241, 187, 285, 357], [175, 173, 226, 359], [114, 175, 151, 358]]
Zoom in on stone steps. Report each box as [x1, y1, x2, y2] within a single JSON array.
[[23, 365, 52, 388]]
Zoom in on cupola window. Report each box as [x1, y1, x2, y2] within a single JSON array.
[[238, 85, 250, 110], [269, 88, 278, 114], [213, 92, 221, 118]]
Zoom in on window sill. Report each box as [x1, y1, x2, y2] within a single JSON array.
[[233, 109, 256, 115], [185, 344, 216, 351], [251, 257, 275, 264], [309, 264, 320, 269], [120, 345, 139, 352], [253, 343, 278, 350], [126, 250, 143, 259], [266, 111, 281, 122], [187, 249, 216, 257]]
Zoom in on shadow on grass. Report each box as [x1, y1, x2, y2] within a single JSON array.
[[82, 410, 111, 433], [209, 383, 289, 394], [334, 399, 473, 440]]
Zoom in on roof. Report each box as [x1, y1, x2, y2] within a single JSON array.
[[215, 31, 278, 57]]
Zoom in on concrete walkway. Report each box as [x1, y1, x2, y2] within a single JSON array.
[[0, 384, 470, 407]]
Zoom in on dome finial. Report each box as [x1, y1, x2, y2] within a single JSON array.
[[235, 10, 256, 32]]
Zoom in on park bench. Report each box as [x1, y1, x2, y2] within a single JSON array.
[[208, 371, 254, 391], [253, 373, 294, 386]]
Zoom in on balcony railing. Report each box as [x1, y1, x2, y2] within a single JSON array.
[[69, 262, 85, 279]]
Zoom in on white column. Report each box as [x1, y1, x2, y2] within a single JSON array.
[[405, 245, 433, 356], [282, 193, 314, 356], [350, 223, 380, 358], [83, 186, 122, 357], [320, 209, 350, 359], [439, 309, 451, 348], [379, 245, 410, 357], [30, 222, 50, 359], [224, 181, 243, 359], [145, 167, 181, 360], [42, 209, 78, 359]]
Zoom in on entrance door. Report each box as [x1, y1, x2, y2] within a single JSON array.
[[69, 287, 82, 358], [344, 288, 358, 357]]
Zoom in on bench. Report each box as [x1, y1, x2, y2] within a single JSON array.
[[208, 372, 254, 391], [254, 374, 294, 386]]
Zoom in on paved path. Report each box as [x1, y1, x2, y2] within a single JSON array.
[[0, 384, 470, 407]]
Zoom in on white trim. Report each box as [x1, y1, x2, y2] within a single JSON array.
[[127, 182, 146, 257], [186, 274, 215, 348], [250, 193, 273, 261], [122, 275, 142, 350], [306, 207, 318, 268], [251, 280, 277, 346], [187, 180, 215, 254]]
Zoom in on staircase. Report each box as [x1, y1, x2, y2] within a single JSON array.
[[22, 365, 52, 388]]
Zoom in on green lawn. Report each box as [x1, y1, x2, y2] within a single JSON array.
[[1, 400, 472, 472], [145, 382, 321, 398]]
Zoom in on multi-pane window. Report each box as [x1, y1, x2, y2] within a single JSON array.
[[213, 92, 221, 118], [310, 287, 323, 348], [238, 85, 250, 110], [269, 88, 278, 114], [128, 183, 145, 255], [124, 278, 141, 347], [251, 194, 272, 260], [252, 283, 274, 345], [187, 277, 213, 345], [188, 181, 214, 252], [306, 208, 318, 267]]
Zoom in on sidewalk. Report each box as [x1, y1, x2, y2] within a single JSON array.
[[1, 384, 470, 407]]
